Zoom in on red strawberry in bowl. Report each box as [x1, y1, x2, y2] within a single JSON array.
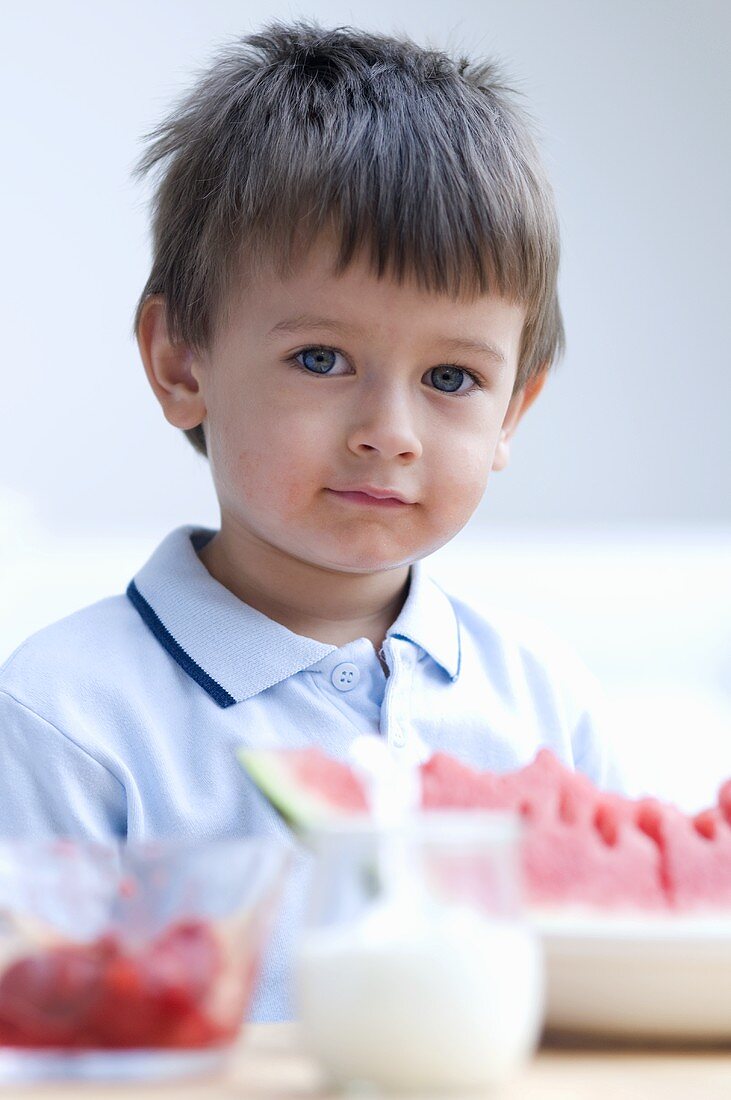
[[0, 920, 234, 1050]]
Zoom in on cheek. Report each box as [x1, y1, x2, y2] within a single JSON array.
[[206, 389, 265, 500], [428, 431, 492, 517], [215, 396, 325, 509]]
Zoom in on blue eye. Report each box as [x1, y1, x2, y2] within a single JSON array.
[[298, 347, 340, 374], [429, 365, 471, 394]]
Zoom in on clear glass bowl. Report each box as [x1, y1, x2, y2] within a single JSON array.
[[0, 836, 291, 1082]]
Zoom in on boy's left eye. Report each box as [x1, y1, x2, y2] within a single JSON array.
[[428, 365, 478, 395], [291, 346, 483, 396]]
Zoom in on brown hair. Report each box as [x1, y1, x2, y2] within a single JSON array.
[[132, 19, 565, 457]]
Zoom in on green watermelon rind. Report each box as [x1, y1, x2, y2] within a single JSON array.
[[237, 747, 348, 833]]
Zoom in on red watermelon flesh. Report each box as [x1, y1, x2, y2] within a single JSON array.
[[556, 769, 607, 826], [719, 780, 731, 826], [423, 749, 569, 822], [421, 753, 510, 812], [422, 750, 665, 908], [521, 797, 666, 910], [288, 747, 370, 813], [489, 753, 664, 909], [636, 798, 731, 910], [494, 749, 566, 823]]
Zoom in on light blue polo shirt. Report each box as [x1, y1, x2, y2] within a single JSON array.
[[0, 525, 622, 1020]]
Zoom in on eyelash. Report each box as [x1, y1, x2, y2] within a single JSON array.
[[288, 346, 485, 397]]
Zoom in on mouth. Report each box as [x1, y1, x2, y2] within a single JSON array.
[[326, 489, 413, 508]]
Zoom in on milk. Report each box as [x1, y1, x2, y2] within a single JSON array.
[[295, 735, 544, 1093], [296, 901, 543, 1092]]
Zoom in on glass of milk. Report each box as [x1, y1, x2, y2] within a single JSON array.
[[295, 811, 544, 1094]]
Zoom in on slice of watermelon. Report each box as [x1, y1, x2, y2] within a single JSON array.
[[237, 743, 731, 912], [421, 750, 665, 907], [238, 744, 667, 910], [238, 746, 370, 831]]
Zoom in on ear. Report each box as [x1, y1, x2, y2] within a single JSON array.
[[492, 370, 548, 472], [136, 295, 206, 431]]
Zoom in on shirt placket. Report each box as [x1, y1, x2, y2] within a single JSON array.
[[379, 637, 415, 751]]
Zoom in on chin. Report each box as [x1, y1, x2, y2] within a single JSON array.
[[301, 543, 416, 574]]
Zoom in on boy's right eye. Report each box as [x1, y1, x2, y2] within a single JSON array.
[[294, 346, 346, 374]]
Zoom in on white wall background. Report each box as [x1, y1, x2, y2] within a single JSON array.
[[2, 0, 730, 810], [2, 0, 730, 532]]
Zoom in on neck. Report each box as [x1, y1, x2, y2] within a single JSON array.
[[197, 521, 411, 651]]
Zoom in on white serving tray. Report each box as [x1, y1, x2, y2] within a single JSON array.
[[531, 909, 731, 1041]]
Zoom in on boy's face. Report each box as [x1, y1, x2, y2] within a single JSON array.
[[148, 238, 542, 575]]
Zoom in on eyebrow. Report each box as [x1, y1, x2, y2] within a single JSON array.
[[266, 314, 507, 367]]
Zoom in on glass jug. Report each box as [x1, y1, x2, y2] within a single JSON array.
[[295, 810, 544, 1094]]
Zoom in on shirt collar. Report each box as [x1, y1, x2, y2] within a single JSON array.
[[127, 525, 461, 707], [384, 555, 461, 683]]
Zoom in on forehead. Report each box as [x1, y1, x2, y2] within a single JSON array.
[[221, 233, 527, 352]]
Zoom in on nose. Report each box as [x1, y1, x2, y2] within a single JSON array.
[[345, 383, 423, 461]]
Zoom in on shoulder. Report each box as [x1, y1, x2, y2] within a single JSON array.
[[435, 583, 623, 790], [0, 600, 137, 837], [2, 593, 144, 674], [0, 594, 151, 723], [445, 586, 601, 703]]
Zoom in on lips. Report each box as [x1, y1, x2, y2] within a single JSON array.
[[328, 486, 413, 503]]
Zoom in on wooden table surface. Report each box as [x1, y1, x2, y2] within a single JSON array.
[[3, 1023, 731, 1100]]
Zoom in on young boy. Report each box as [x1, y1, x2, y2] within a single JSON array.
[[0, 20, 622, 1020]]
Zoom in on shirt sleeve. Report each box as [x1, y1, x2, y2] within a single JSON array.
[[0, 690, 127, 838]]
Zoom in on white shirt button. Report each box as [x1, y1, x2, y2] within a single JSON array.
[[392, 726, 406, 747], [331, 662, 360, 692]]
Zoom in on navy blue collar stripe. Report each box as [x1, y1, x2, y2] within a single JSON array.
[[126, 580, 237, 708]]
